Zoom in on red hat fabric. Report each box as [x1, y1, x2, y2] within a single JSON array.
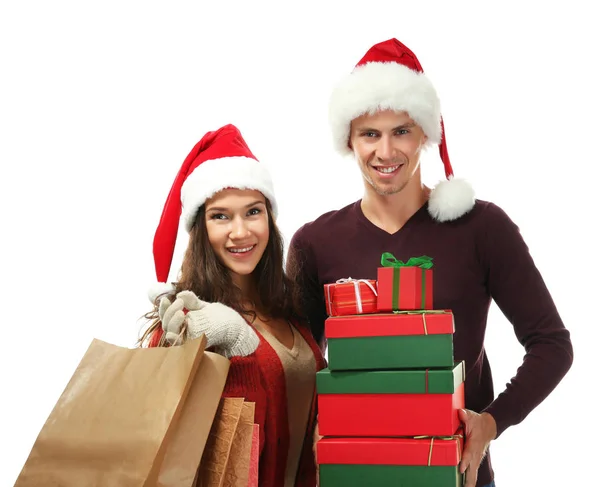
[[148, 124, 276, 302], [329, 38, 475, 222]]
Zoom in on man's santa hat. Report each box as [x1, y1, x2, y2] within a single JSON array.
[[328, 38, 475, 222], [148, 124, 277, 303]]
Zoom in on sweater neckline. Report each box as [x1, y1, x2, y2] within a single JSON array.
[[254, 321, 300, 358], [353, 199, 430, 237]]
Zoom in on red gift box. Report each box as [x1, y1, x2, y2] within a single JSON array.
[[325, 311, 454, 338], [318, 360, 465, 437], [324, 278, 378, 317], [377, 253, 433, 311], [317, 433, 463, 466], [318, 383, 464, 437]]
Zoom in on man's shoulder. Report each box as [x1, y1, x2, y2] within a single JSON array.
[[291, 200, 358, 243], [450, 199, 521, 243], [458, 199, 512, 224]]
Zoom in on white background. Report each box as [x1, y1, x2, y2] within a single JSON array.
[[1, 1, 597, 485]]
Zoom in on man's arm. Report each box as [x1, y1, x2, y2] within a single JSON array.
[[286, 224, 328, 350], [460, 203, 573, 487], [481, 203, 573, 436]]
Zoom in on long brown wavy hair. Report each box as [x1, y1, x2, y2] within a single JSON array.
[[139, 199, 303, 347]]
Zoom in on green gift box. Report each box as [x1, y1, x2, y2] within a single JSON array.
[[317, 362, 465, 395], [318, 432, 464, 486], [316, 362, 465, 437], [319, 464, 463, 487], [325, 311, 455, 371]]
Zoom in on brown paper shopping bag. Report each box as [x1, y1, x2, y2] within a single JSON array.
[[194, 397, 255, 487], [157, 351, 230, 487], [222, 401, 255, 487], [15, 335, 207, 487], [246, 424, 260, 487]]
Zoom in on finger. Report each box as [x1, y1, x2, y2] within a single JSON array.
[[459, 450, 472, 474], [464, 463, 478, 487], [458, 408, 471, 425], [165, 330, 183, 346], [161, 299, 184, 330], [177, 290, 204, 310], [158, 296, 171, 321], [165, 310, 186, 335]]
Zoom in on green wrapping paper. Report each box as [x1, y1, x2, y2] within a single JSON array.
[[319, 465, 464, 487], [317, 362, 465, 394], [327, 333, 454, 370]]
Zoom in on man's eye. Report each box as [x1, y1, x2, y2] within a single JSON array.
[[395, 129, 409, 135], [362, 131, 378, 138]]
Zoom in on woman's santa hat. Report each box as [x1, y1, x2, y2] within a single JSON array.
[[328, 38, 475, 222], [148, 124, 277, 303]]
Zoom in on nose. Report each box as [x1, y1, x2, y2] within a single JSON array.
[[376, 135, 395, 162], [229, 216, 250, 239]]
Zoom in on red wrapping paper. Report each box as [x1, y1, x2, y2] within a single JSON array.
[[377, 266, 433, 311], [317, 433, 463, 466], [324, 278, 378, 316], [325, 311, 454, 338], [318, 383, 464, 437]]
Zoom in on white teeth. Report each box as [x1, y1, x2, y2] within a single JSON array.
[[376, 165, 400, 173], [229, 246, 254, 253]]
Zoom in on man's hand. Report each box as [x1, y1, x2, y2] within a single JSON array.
[[458, 409, 497, 487]]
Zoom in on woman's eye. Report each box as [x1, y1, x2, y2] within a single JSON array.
[[210, 213, 227, 220], [248, 208, 261, 216]]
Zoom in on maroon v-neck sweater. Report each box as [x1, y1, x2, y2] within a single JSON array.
[[287, 199, 573, 487]]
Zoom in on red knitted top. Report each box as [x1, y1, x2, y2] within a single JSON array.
[[221, 321, 326, 487]]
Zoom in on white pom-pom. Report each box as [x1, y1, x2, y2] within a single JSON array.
[[147, 282, 176, 304], [428, 177, 476, 222]]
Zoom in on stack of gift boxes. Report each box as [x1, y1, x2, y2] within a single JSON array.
[[316, 253, 465, 487]]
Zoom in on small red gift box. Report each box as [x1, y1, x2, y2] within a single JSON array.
[[377, 253, 433, 311], [324, 278, 378, 317]]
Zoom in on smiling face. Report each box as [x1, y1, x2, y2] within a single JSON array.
[[204, 188, 269, 283], [349, 109, 428, 196]]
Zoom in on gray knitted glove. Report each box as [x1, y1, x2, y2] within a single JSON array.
[[159, 290, 259, 358]]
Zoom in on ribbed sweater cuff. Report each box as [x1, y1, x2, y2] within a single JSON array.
[[481, 401, 513, 438]]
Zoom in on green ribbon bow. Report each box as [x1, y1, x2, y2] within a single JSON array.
[[380, 253, 433, 309], [380, 252, 434, 269]]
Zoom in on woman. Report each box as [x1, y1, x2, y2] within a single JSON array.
[[140, 124, 325, 487]]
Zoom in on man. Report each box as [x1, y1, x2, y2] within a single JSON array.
[[286, 38, 573, 487]]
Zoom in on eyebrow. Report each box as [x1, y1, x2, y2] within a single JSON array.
[[356, 123, 416, 132], [206, 200, 266, 212]]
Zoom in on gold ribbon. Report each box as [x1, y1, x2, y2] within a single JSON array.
[[412, 433, 464, 466], [392, 309, 449, 334]]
